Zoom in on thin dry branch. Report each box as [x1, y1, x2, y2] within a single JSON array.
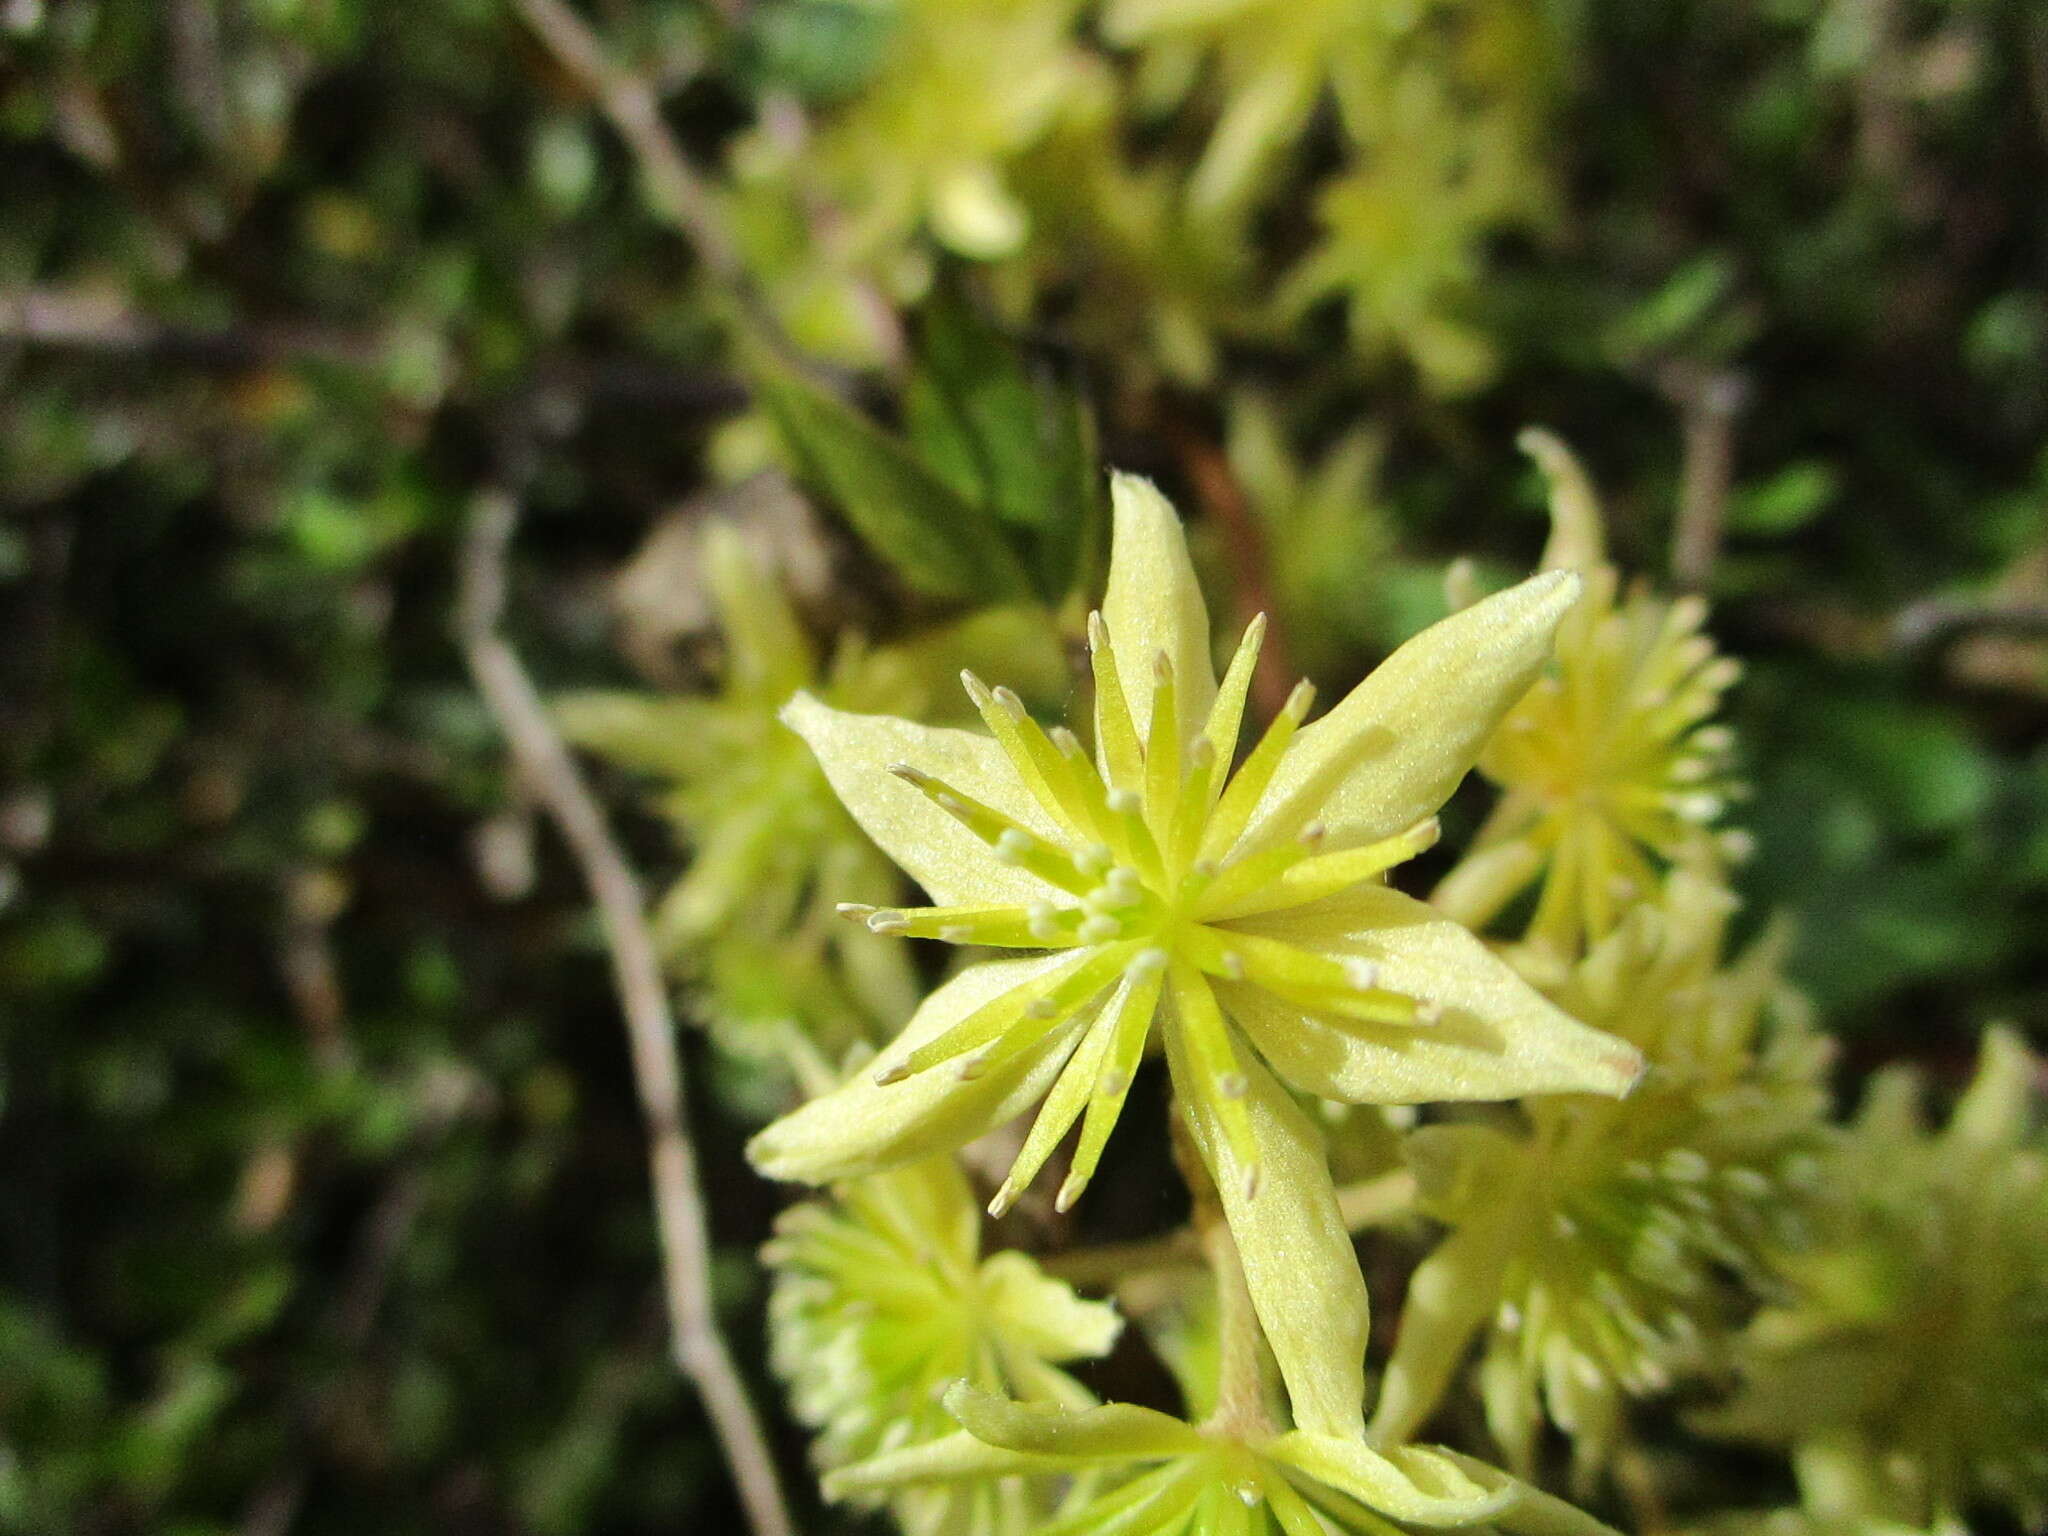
[[455, 489, 792, 1536], [514, 0, 742, 283], [1660, 363, 1750, 592]]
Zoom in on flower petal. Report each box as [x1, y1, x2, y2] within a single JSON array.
[[1269, 1432, 1514, 1526], [1225, 886, 1643, 1104], [748, 955, 1085, 1184], [783, 691, 1061, 907], [1165, 1025, 1368, 1439], [1246, 571, 1580, 851], [1102, 473, 1216, 750], [822, 1430, 1050, 1499], [978, 1251, 1123, 1364], [945, 1381, 1205, 1462], [1368, 1216, 1518, 1446], [1432, 1450, 1629, 1536]]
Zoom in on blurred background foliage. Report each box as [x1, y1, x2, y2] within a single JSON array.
[[1, 0, 2045, 1531]]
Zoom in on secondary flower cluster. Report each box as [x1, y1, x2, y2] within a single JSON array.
[[1697, 1026, 2048, 1533], [685, 442, 2043, 1536], [728, 0, 1556, 391]]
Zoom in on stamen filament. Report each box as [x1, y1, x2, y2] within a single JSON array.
[[861, 902, 1082, 948], [1200, 817, 1442, 921], [890, 942, 1136, 1082], [1198, 678, 1316, 864], [1144, 651, 1181, 841], [888, 764, 1095, 896], [1169, 960, 1261, 1195], [1107, 787, 1167, 887], [1060, 951, 1168, 1211], [1088, 612, 1145, 796], [989, 1011, 1119, 1218], [962, 671, 1104, 842], [1170, 737, 1218, 869], [1201, 615, 1267, 785], [1191, 822, 1326, 917]]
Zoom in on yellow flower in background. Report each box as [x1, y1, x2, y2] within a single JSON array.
[[767, 1155, 1119, 1536], [1696, 1027, 2048, 1535], [825, 1380, 1622, 1536], [736, 0, 1104, 269], [1107, 0, 1557, 390], [751, 473, 1641, 1436], [1434, 431, 1746, 959], [1372, 870, 1832, 1485], [558, 523, 1063, 1089]]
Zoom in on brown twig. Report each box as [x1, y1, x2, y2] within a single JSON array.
[[513, 0, 742, 284], [1165, 421, 1297, 718], [455, 489, 792, 1536], [0, 285, 747, 414], [1659, 363, 1750, 592]]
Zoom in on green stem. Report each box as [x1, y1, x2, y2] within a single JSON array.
[[1337, 1168, 1417, 1231], [1199, 1208, 1273, 1439], [1040, 1230, 1203, 1288], [1042, 1168, 1415, 1289]]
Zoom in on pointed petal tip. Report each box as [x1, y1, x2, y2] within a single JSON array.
[[1527, 565, 1582, 606], [777, 688, 823, 730], [743, 1124, 791, 1179], [1608, 1042, 1649, 1098]]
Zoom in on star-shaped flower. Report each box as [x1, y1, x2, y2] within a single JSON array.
[[750, 473, 1643, 1434], [1372, 871, 1833, 1484], [1696, 1027, 2048, 1533]]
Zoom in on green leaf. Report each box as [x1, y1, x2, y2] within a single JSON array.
[[1731, 460, 1838, 537], [905, 283, 1097, 600], [742, 342, 1032, 602]]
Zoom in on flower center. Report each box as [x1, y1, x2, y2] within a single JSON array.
[[835, 612, 1444, 1215]]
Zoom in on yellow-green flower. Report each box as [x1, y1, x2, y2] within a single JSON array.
[[737, 0, 1104, 269], [1372, 870, 1832, 1484], [767, 1154, 1120, 1536], [1106, 0, 1557, 390], [750, 473, 1642, 1434], [826, 1380, 1621, 1536], [1434, 432, 1745, 958], [1696, 1027, 2048, 1534]]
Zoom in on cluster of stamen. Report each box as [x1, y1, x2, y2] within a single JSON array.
[[836, 609, 1447, 1217], [1500, 582, 1744, 850]]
